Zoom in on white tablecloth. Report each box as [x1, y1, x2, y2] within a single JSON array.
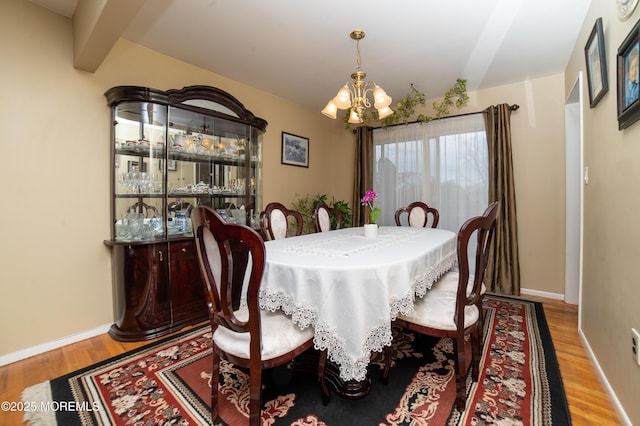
[[258, 226, 456, 381]]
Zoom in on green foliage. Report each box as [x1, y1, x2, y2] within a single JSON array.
[[369, 207, 381, 224], [290, 193, 323, 234], [291, 193, 352, 234], [431, 79, 470, 119], [381, 79, 469, 127], [342, 79, 469, 130], [380, 84, 426, 127], [331, 198, 352, 228]]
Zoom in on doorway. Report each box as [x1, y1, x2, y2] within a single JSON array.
[[564, 74, 584, 316]]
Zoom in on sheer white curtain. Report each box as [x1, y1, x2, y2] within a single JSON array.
[[372, 113, 488, 234]]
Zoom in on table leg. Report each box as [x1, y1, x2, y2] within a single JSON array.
[[292, 348, 372, 400]]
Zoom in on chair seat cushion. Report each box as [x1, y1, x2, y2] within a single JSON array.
[[213, 307, 314, 361], [397, 289, 480, 331], [431, 271, 487, 295]]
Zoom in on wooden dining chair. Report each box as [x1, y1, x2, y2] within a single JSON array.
[[168, 201, 193, 216], [259, 202, 304, 240], [192, 206, 326, 425], [127, 201, 157, 218], [312, 200, 343, 232], [394, 201, 440, 228], [384, 201, 499, 409]]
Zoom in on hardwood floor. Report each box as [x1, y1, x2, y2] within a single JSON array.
[[0, 297, 622, 425], [534, 296, 622, 425]]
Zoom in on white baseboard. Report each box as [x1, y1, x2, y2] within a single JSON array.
[[0, 324, 112, 367], [520, 288, 565, 301], [522, 287, 629, 423], [578, 329, 631, 425]]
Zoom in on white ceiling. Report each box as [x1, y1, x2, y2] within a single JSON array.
[[32, 0, 592, 112]]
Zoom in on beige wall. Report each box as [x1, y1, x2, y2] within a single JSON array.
[[0, 2, 574, 405], [0, 0, 352, 356], [565, 2, 640, 423], [418, 75, 567, 296]]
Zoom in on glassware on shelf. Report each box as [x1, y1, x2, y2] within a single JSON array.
[[118, 172, 161, 194], [127, 213, 145, 240], [115, 219, 129, 241], [170, 134, 186, 150], [115, 212, 159, 241], [175, 211, 187, 233]]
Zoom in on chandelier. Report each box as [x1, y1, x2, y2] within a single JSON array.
[[321, 30, 393, 124]]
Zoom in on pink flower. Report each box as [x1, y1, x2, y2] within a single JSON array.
[[361, 190, 381, 224], [360, 190, 378, 204]]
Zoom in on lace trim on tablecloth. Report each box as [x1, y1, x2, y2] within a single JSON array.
[[416, 250, 457, 296], [259, 290, 317, 329], [389, 250, 457, 320], [315, 319, 393, 382], [258, 252, 456, 382], [260, 288, 391, 382]]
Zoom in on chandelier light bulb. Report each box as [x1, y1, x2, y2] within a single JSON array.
[[377, 106, 394, 120], [373, 85, 387, 102], [348, 109, 362, 124], [334, 86, 352, 109], [321, 100, 338, 119], [374, 94, 392, 110]]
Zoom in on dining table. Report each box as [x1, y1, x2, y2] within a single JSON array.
[[257, 225, 457, 393]]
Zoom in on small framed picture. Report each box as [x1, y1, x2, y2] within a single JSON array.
[[159, 159, 177, 171], [585, 17, 608, 108], [127, 161, 147, 173], [281, 132, 309, 167], [617, 19, 640, 129]]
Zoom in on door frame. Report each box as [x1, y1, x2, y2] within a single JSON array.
[[564, 73, 585, 326]]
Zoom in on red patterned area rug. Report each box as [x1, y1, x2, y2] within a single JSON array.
[[22, 295, 571, 425]]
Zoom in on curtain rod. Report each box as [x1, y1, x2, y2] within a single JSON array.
[[368, 103, 520, 131]]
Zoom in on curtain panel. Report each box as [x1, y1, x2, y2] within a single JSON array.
[[483, 104, 521, 295], [353, 127, 374, 226]]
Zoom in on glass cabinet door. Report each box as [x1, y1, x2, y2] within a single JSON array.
[[108, 87, 265, 243], [113, 102, 167, 241], [165, 105, 262, 233]]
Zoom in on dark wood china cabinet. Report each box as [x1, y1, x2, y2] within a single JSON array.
[[104, 85, 267, 341]]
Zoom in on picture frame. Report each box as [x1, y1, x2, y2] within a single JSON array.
[[617, 18, 640, 130], [281, 132, 309, 167], [127, 160, 147, 173], [585, 17, 608, 108], [159, 159, 177, 171]]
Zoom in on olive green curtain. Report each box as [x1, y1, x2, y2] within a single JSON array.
[[352, 126, 374, 226], [483, 104, 521, 295]]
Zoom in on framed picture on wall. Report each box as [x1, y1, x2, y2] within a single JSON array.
[[127, 160, 147, 173], [584, 17, 608, 108], [159, 159, 177, 171], [281, 132, 309, 167], [617, 18, 640, 129]]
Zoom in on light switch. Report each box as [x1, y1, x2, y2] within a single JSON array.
[[584, 166, 589, 185]]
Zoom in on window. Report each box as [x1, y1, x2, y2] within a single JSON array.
[[372, 113, 488, 234]]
